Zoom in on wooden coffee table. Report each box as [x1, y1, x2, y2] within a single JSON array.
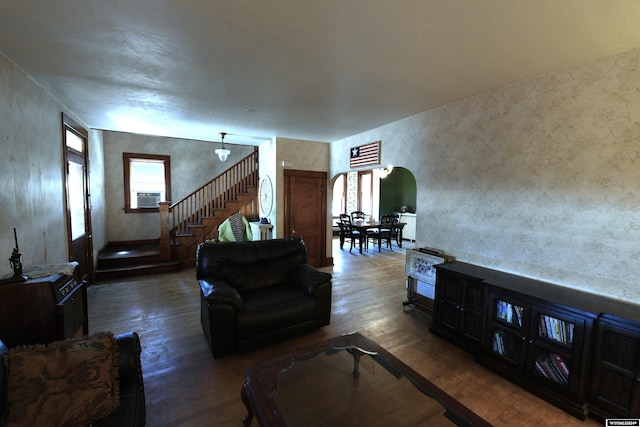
[[241, 332, 492, 426]]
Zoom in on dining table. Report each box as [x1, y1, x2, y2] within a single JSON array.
[[349, 220, 406, 254]]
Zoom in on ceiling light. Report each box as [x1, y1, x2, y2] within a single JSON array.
[[215, 132, 231, 162], [378, 165, 394, 179]]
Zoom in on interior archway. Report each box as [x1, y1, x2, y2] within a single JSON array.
[[331, 166, 417, 221]]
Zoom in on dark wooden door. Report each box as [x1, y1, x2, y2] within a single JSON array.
[[283, 170, 327, 267], [590, 316, 640, 419], [62, 114, 94, 284]]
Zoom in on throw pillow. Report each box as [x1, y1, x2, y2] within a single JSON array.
[[3, 332, 120, 427]]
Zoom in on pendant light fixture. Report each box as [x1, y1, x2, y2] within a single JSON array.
[[378, 165, 394, 179], [215, 132, 231, 162]]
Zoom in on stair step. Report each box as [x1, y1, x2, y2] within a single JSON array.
[[167, 155, 258, 267], [98, 242, 162, 269], [95, 261, 183, 282]]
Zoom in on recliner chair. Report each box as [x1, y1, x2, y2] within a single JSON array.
[[197, 237, 332, 358]]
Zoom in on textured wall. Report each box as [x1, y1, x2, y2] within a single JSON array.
[[273, 137, 330, 239], [103, 131, 254, 242], [88, 129, 108, 261], [331, 47, 640, 304], [258, 138, 277, 233], [0, 53, 106, 276]]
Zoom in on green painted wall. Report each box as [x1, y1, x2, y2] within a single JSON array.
[[379, 167, 416, 214]]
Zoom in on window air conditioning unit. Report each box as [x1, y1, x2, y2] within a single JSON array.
[[136, 192, 161, 208]]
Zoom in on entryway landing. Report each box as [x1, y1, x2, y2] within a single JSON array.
[[95, 241, 182, 282]]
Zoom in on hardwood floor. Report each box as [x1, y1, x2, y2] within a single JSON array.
[[88, 239, 599, 426]]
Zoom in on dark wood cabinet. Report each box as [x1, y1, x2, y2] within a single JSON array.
[[431, 267, 485, 351], [430, 261, 637, 421], [589, 314, 640, 421], [0, 272, 88, 347], [478, 288, 595, 419]]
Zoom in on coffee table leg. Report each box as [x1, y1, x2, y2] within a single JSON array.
[[348, 349, 361, 379], [241, 384, 254, 426]]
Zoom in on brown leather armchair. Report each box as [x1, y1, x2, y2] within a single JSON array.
[[197, 237, 332, 358]]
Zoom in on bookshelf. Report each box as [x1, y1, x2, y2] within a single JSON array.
[[433, 261, 640, 421], [491, 297, 527, 366], [433, 262, 597, 420], [532, 313, 576, 387], [488, 293, 580, 390], [483, 288, 593, 418]]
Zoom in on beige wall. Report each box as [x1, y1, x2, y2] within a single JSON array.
[[103, 131, 254, 242], [0, 53, 107, 276], [258, 138, 278, 230], [5, 39, 640, 306], [273, 137, 330, 240], [331, 47, 640, 304]]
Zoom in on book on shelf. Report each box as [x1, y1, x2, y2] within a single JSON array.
[[539, 315, 574, 345], [551, 353, 570, 379], [535, 353, 569, 384], [493, 332, 505, 355], [496, 300, 523, 327], [513, 305, 523, 326], [496, 300, 507, 322], [539, 317, 548, 336]]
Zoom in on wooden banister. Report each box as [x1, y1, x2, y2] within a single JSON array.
[[160, 147, 258, 243]]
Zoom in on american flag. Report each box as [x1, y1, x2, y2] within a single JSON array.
[[350, 141, 380, 168]]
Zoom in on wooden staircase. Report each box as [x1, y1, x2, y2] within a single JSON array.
[[163, 147, 259, 268], [96, 148, 259, 280]]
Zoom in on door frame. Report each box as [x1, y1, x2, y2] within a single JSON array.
[[62, 113, 94, 284], [283, 169, 329, 267]]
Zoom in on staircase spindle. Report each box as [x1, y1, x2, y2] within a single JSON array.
[[167, 148, 258, 241]]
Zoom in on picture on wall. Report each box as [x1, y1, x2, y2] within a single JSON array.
[[350, 140, 380, 168]]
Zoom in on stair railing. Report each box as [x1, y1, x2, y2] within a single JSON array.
[[159, 147, 258, 256]]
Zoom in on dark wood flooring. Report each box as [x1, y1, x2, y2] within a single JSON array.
[[88, 239, 599, 426]]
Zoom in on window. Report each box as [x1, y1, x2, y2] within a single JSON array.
[[358, 170, 373, 214], [332, 174, 346, 217], [123, 152, 171, 213], [332, 170, 381, 218]]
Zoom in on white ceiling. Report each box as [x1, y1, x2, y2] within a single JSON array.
[[2, 1, 640, 145]]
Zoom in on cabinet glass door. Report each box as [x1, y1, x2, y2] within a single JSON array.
[[530, 312, 576, 388], [538, 313, 574, 345], [491, 297, 526, 365], [532, 347, 571, 387]]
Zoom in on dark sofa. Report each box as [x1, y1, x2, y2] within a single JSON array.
[[197, 237, 332, 358], [0, 331, 145, 426]]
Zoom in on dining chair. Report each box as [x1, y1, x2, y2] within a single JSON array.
[[338, 214, 364, 253], [350, 211, 366, 222], [350, 211, 376, 249], [372, 213, 399, 251]]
